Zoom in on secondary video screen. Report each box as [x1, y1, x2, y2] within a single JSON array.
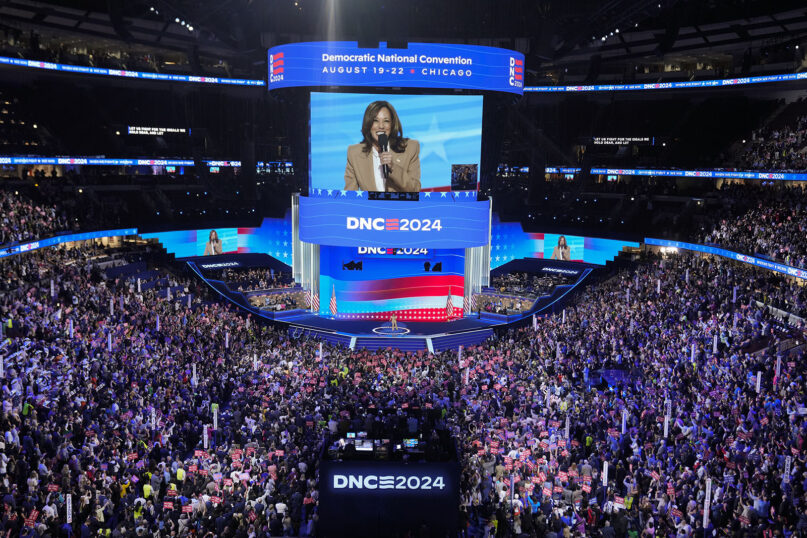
[[309, 92, 483, 193]]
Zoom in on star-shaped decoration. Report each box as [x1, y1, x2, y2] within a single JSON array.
[[327, 189, 333, 196], [424, 192, 431, 198], [340, 190, 347, 196], [316, 189, 322, 195], [282, 252, 289, 258], [283, 241, 288, 247], [440, 192, 448, 198], [356, 190, 364, 198], [419, 114, 450, 162]]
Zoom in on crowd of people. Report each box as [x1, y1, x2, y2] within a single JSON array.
[[210, 268, 294, 293], [699, 183, 807, 269], [734, 114, 807, 171], [0, 190, 69, 248], [489, 273, 571, 300], [248, 290, 308, 311], [473, 294, 533, 315], [2, 233, 806, 536]]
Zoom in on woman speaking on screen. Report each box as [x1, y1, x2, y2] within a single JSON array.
[[550, 235, 571, 261], [344, 101, 421, 192]]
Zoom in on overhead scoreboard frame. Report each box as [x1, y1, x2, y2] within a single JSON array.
[[275, 41, 523, 320]]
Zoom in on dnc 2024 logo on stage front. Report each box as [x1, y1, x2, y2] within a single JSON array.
[[346, 217, 443, 232]]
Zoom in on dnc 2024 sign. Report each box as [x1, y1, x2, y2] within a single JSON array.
[[267, 41, 525, 94]]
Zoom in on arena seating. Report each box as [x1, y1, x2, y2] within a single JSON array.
[[1, 229, 805, 536]]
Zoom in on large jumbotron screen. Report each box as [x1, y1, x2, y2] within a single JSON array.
[[309, 92, 483, 192]]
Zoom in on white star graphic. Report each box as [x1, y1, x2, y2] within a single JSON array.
[[340, 190, 347, 196], [283, 241, 288, 247], [424, 192, 431, 198], [418, 115, 451, 163], [283, 252, 288, 258], [327, 189, 333, 196], [356, 190, 364, 198], [440, 192, 448, 198]]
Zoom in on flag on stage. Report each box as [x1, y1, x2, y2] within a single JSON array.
[[306, 288, 320, 311], [329, 284, 338, 316], [470, 293, 477, 312], [445, 288, 454, 319]]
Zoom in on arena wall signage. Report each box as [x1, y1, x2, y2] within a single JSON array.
[[644, 238, 807, 280], [0, 55, 264, 86], [0, 228, 138, 259], [266, 41, 525, 94], [591, 168, 807, 181], [298, 196, 490, 249], [525, 72, 807, 92]]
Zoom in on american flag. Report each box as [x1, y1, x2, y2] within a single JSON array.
[[329, 284, 337, 316], [306, 289, 320, 311], [445, 287, 453, 319]]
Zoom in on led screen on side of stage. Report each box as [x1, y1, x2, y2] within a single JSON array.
[[319, 246, 464, 321], [490, 215, 640, 269], [310, 92, 483, 192], [139, 215, 292, 264]]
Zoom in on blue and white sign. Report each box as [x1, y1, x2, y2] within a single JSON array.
[[644, 238, 807, 280], [299, 196, 490, 248], [0, 55, 263, 86], [592, 168, 807, 181], [525, 72, 807, 93], [268, 41, 524, 94], [1, 228, 138, 259], [0, 157, 195, 166]]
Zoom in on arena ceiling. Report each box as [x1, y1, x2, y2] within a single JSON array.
[[1, 0, 806, 74]]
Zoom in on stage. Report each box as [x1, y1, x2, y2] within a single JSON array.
[[277, 312, 513, 352], [277, 312, 502, 335], [187, 258, 595, 351]]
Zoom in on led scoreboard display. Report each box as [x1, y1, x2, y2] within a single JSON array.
[[267, 41, 525, 94]]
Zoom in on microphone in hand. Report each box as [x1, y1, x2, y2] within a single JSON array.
[[377, 132, 390, 178]]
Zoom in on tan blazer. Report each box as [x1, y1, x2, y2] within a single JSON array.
[[344, 139, 421, 192]]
